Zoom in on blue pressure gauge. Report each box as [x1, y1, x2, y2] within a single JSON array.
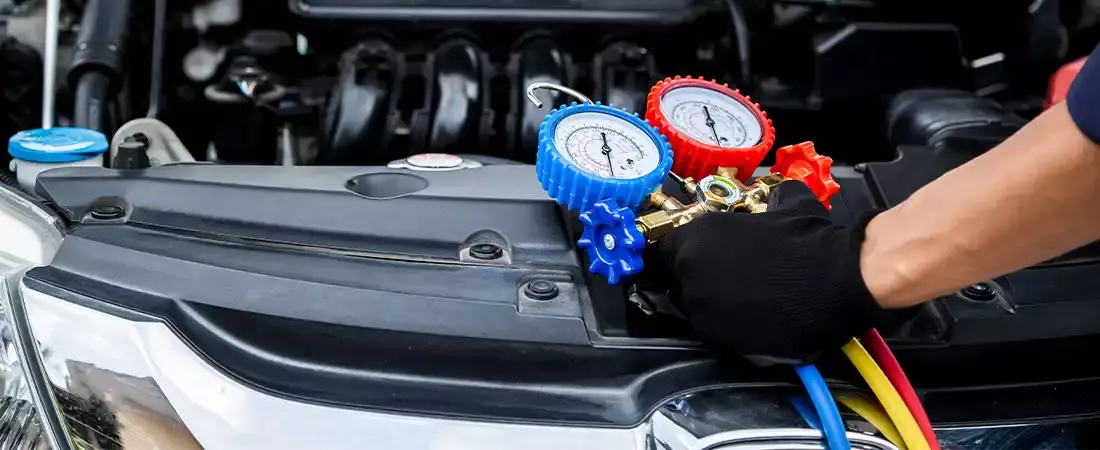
[[536, 102, 673, 212]]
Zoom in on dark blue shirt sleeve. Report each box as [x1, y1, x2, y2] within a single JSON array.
[[1067, 43, 1100, 144]]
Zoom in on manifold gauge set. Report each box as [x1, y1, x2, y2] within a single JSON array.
[[529, 77, 840, 284]]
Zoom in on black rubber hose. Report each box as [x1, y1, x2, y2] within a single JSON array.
[[72, 72, 111, 133], [724, 0, 751, 84], [69, 0, 132, 133], [146, 0, 166, 118], [70, 0, 131, 79]]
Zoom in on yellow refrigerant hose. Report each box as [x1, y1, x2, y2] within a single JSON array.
[[834, 391, 906, 450], [841, 339, 931, 450]]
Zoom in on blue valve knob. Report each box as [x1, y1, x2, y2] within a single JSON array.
[[578, 199, 646, 285]]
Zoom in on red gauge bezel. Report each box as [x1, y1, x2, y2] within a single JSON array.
[[645, 76, 776, 182]]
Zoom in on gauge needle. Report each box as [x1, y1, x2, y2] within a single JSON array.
[[703, 106, 721, 145], [601, 132, 615, 176]]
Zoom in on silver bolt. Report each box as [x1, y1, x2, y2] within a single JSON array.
[[603, 234, 616, 250]]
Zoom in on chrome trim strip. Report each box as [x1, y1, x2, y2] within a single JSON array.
[[6, 282, 71, 450]]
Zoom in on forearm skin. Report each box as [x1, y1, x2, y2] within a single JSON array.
[[861, 102, 1100, 308]]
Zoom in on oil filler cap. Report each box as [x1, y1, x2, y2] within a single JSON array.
[[388, 153, 483, 171]]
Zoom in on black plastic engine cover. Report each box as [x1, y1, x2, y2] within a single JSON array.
[[31, 165, 605, 344], [27, 164, 754, 426], [887, 89, 1028, 151], [37, 165, 577, 266]]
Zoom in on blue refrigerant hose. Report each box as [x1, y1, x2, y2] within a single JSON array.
[[795, 364, 852, 450], [791, 395, 823, 431]]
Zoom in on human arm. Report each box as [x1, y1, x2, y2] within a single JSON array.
[[862, 101, 1100, 308], [864, 42, 1100, 308]]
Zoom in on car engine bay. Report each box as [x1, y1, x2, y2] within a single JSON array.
[[2, 0, 1100, 448]]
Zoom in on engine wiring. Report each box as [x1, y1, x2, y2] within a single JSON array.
[[834, 391, 906, 450], [795, 364, 851, 450], [841, 338, 931, 450], [862, 329, 941, 450]]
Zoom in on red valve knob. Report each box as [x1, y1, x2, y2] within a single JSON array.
[[772, 142, 840, 209], [645, 76, 776, 183]]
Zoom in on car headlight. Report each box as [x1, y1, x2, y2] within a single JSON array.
[[0, 302, 48, 450], [15, 281, 203, 450], [0, 184, 199, 450], [0, 185, 63, 450]]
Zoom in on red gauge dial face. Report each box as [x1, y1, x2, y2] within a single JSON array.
[[645, 76, 775, 182], [659, 86, 763, 149]]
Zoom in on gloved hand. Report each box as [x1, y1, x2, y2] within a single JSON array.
[[651, 181, 887, 364]]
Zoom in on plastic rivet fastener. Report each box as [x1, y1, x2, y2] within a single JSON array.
[[470, 244, 503, 260], [960, 283, 996, 302], [90, 205, 125, 220], [524, 280, 560, 301]]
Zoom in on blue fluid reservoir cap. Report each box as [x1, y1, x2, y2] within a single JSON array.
[[536, 102, 673, 212], [8, 127, 109, 163]]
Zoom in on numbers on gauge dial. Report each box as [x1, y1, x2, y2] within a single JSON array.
[[659, 86, 763, 148], [552, 112, 661, 180]]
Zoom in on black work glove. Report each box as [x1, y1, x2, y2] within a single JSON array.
[[653, 181, 885, 365]]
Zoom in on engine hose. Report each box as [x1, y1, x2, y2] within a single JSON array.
[[723, 0, 751, 83], [72, 72, 111, 133], [69, 0, 132, 133], [147, 0, 166, 118]]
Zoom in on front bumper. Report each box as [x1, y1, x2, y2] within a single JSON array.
[[16, 279, 899, 449]]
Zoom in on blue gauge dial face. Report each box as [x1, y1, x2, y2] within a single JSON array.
[[552, 112, 661, 180], [659, 86, 762, 148]]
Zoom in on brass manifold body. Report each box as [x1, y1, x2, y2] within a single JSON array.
[[636, 168, 785, 243]]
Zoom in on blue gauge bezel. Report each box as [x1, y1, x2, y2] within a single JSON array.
[[536, 102, 673, 212]]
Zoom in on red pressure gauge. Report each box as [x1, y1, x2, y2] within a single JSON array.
[[645, 76, 776, 182]]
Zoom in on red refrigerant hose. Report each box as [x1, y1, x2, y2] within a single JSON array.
[[862, 329, 940, 450]]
